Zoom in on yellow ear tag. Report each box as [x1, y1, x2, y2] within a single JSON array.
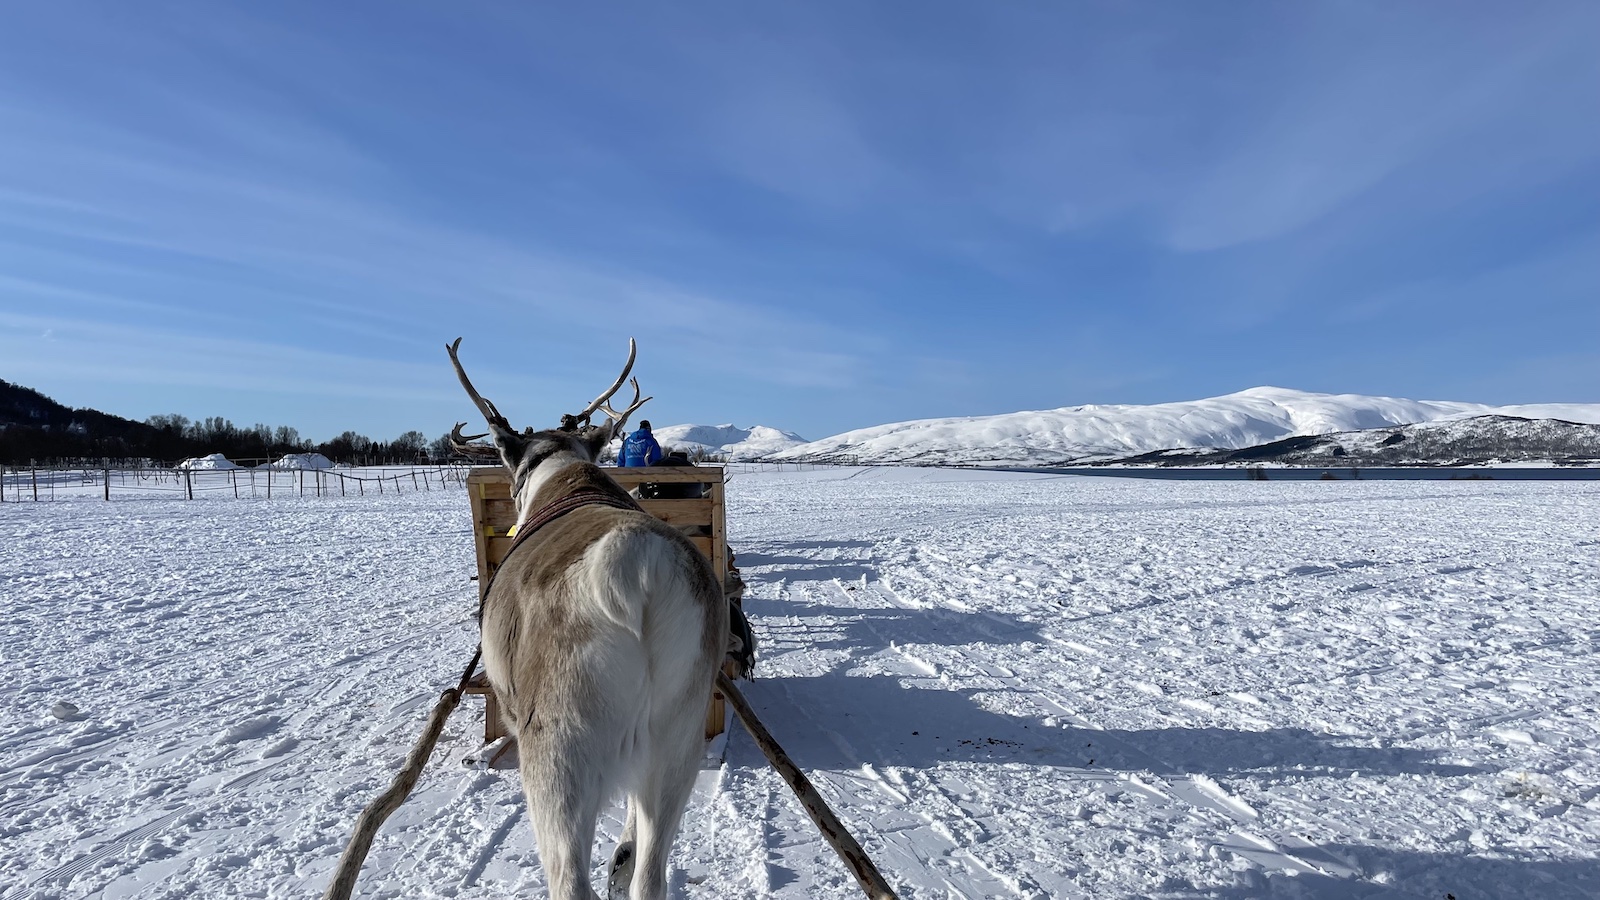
[[506, 523, 520, 538]]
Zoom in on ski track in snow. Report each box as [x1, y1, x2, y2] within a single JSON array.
[[3, 469, 1599, 898]]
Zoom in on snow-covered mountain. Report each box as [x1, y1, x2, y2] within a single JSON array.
[[1125, 415, 1600, 467], [649, 424, 808, 461], [771, 387, 1600, 467]]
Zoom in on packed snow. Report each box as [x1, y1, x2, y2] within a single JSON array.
[[270, 452, 335, 470], [4, 467, 1599, 898], [772, 387, 1600, 466], [174, 454, 239, 470]]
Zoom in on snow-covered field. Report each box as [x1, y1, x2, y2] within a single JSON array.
[[4, 468, 1598, 899]]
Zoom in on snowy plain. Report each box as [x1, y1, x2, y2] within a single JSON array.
[[3, 466, 1598, 899]]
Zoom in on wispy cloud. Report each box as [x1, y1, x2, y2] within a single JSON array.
[[0, 2, 1594, 441], [1163, 5, 1600, 252]]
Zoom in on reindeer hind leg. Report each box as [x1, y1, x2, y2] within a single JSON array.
[[623, 737, 702, 900], [520, 737, 608, 900], [606, 802, 637, 900]]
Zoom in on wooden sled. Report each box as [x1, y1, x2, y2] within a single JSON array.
[[462, 465, 745, 748]]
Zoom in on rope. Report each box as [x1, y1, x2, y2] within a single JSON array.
[[717, 670, 900, 900], [321, 645, 481, 900]]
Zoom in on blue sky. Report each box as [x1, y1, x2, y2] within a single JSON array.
[[2, 1, 1596, 444]]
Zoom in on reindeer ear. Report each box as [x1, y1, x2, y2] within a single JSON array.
[[488, 423, 530, 472]]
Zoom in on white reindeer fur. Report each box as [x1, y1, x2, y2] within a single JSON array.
[[510, 447, 587, 525], [480, 446, 723, 900]]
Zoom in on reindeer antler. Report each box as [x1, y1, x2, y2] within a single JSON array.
[[450, 336, 652, 445], [446, 337, 512, 432], [446, 422, 498, 459], [572, 338, 638, 424], [568, 338, 653, 434], [598, 376, 651, 434]]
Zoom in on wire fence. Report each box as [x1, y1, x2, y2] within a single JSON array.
[[0, 465, 472, 502], [721, 462, 822, 474], [0, 460, 834, 503]]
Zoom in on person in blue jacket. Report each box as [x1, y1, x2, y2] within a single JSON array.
[[617, 420, 663, 467]]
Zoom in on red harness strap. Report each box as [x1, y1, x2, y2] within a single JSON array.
[[505, 488, 643, 556]]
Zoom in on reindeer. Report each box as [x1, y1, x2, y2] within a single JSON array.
[[447, 338, 728, 900]]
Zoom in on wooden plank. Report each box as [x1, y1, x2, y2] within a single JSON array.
[[488, 497, 708, 529], [705, 684, 725, 741], [636, 497, 714, 524], [704, 660, 738, 740], [486, 536, 515, 569], [489, 534, 713, 568], [612, 466, 725, 485], [470, 478, 493, 603], [709, 479, 727, 585], [469, 467, 513, 500], [473, 466, 723, 495], [476, 482, 513, 501], [481, 498, 517, 527]]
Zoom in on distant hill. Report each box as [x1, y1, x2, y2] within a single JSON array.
[[1119, 415, 1600, 467], [0, 379, 174, 462], [0, 380, 413, 466], [769, 387, 1600, 467], [1, 379, 148, 433], [650, 424, 807, 461]]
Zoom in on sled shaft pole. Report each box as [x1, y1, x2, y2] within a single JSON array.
[[322, 687, 461, 900], [323, 647, 482, 900], [716, 671, 899, 900]]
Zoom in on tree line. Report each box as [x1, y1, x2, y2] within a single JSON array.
[[0, 379, 458, 467]]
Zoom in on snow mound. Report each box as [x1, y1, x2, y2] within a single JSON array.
[[176, 453, 239, 470], [270, 453, 334, 470], [650, 424, 807, 461], [773, 387, 1600, 467]]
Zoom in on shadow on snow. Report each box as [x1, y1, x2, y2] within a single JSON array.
[[741, 673, 1485, 780], [1165, 844, 1599, 900]]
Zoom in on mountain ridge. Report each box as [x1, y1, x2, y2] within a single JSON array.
[[648, 423, 807, 461], [768, 387, 1600, 467]]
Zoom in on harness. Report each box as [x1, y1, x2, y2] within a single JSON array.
[[480, 488, 644, 614]]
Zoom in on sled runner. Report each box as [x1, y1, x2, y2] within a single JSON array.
[[463, 464, 748, 746]]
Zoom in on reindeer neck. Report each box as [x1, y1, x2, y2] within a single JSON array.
[[515, 454, 633, 525]]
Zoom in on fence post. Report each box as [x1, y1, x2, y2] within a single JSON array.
[[339, 472, 346, 497], [184, 469, 193, 500], [105, 468, 111, 501], [232, 470, 239, 499], [267, 467, 272, 500], [33, 467, 39, 501]]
